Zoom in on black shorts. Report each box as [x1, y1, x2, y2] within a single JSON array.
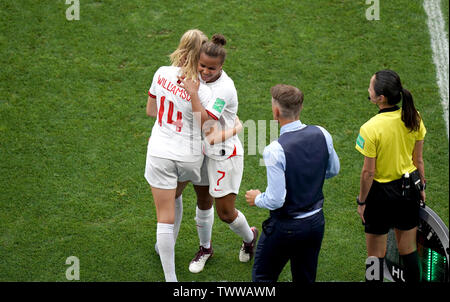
[[363, 173, 421, 235]]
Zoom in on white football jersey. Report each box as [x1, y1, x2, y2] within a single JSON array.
[[202, 70, 244, 161], [148, 66, 211, 162]]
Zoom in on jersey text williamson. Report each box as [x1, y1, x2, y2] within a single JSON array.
[[157, 75, 191, 102]]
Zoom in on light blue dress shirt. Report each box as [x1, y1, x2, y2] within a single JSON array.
[[255, 120, 340, 218]]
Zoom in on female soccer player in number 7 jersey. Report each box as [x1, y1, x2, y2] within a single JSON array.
[[145, 29, 242, 282], [180, 34, 258, 274]]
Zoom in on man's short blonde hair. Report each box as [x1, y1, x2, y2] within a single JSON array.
[[270, 84, 304, 118]]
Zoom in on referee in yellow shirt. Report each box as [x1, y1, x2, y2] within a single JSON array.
[[356, 70, 426, 282]]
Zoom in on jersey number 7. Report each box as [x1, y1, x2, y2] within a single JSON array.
[[158, 96, 183, 132], [217, 170, 226, 186]]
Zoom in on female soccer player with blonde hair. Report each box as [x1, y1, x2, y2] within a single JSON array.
[[145, 29, 241, 282]]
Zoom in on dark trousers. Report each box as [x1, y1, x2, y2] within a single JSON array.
[[252, 210, 325, 282]]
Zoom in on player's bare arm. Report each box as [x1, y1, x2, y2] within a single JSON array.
[[178, 76, 241, 145], [178, 76, 210, 126], [146, 95, 157, 117], [204, 116, 242, 145]]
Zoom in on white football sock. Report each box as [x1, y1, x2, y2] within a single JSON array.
[[156, 223, 177, 282], [228, 210, 253, 243], [155, 195, 183, 255], [195, 206, 214, 249]]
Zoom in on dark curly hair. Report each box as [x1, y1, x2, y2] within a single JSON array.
[[200, 33, 227, 64]]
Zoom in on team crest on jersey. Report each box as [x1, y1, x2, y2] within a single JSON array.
[[356, 134, 365, 149], [213, 98, 225, 113]]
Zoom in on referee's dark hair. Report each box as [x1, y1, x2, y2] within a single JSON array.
[[374, 69, 421, 132]]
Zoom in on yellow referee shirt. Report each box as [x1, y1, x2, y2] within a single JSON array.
[[355, 106, 426, 183]]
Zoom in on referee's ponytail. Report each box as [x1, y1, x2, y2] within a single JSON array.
[[374, 70, 421, 132], [400, 88, 421, 132]]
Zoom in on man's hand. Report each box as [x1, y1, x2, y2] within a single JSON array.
[[245, 189, 261, 206]]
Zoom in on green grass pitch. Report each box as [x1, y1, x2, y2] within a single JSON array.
[[0, 0, 448, 282]]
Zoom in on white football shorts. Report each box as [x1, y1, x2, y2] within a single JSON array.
[[191, 157, 209, 186], [206, 155, 243, 198], [144, 154, 204, 190]]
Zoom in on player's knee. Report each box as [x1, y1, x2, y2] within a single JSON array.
[[217, 209, 235, 224], [197, 198, 213, 210]]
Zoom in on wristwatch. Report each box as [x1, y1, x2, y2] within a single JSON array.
[[356, 196, 366, 206]]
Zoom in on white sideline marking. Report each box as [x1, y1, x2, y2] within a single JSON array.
[[423, 0, 449, 138]]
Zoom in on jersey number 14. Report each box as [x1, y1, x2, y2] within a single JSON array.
[[158, 96, 183, 132]]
